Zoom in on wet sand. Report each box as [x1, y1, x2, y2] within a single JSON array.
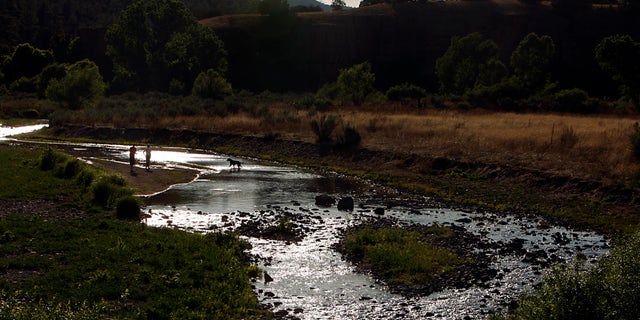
[[89, 158, 198, 196]]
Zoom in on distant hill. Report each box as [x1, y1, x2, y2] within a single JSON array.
[[289, 0, 332, 11], [206, 2, 640, 95]]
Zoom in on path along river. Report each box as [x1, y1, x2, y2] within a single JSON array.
[[2, 124, 609, 319]]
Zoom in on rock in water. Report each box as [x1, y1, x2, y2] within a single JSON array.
[[315, 194, 335, 207], [337, 196, 354, 211]]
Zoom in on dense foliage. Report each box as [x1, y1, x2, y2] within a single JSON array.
[[106, 0, 227, 94], [45, 59, 106, 109], [192, 69, 234, 99], [595, 34, 640, 105], [435, 32, 506, 96], [336, 61, 377, 105], [492, 231, 640, 320], [0, 0, 259, 54]]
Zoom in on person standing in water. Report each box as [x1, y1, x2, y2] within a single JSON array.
[[129, 145, 137, 175], [144, 144, 152, 172]]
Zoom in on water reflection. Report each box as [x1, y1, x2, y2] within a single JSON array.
[[0, 123, 48, 140], [1, 124, 609, 319], [140, 149, 609, 319]]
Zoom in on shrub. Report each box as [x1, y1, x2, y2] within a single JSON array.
[[45, 59, 106, 109], [496, 231, 640, 319], [513, 259, 601, 320], [310, 114, 338, 144], [9, 76, 38, 93], [630, 122, 640, 160], [39, 148, 60, 171], [556, 125, 579, 149], [192, 69, 233, 99], [386, 83, 427, 102], [336, 61, 376, 105], [59, 158, 81, 179], [294, 94, 332, 111], [90, 174, 130, 208], [336, 125, 361, 152], [115, 196, 141, 220], [551, 88, 590, 113], [316, 81, 340, 101]]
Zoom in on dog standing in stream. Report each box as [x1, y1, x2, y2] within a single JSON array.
[[227, 158, 242, 169]]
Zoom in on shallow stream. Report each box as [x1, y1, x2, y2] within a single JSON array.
[[3, 125, 610, 319]]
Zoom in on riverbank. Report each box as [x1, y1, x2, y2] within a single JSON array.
[[31, 124, 640, 234], [28, 141, 200, 196]]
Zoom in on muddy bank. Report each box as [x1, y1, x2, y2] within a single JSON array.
[[46, 124, 640, 233]]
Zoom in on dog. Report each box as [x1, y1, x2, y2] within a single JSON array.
[[227, 158, 242, 168]]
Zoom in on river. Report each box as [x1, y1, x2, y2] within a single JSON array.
[[2, 124, 609, 319]]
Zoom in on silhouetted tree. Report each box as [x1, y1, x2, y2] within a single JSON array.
[[595, 34, 640, 106], [337, 61, 376, 105], [1, 43, 53, 86], [510, 33, 555, 94], [45, 59, 106, 109], [332, 0, 347, 10], [436, 33, 505, 95]]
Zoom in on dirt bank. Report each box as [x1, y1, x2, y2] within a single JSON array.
[[45, 124, 640, 233], [47, 143, 199, 196]]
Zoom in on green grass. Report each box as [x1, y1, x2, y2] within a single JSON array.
[[341, 225, 460, 286], [0, 216, 263, 319], [0, 144, 268, 319], [0, 144, 81, 201]]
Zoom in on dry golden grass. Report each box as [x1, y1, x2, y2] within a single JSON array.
[[185, 109, 635, 182], [60, 102, 640, 185]]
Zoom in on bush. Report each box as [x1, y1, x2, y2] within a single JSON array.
[[90, 174, 130, 208], [115, 196, 141, 220], [497, 231, 640, 319], [551, 88, 591, 113], [336, 125, 361, 152], [45, 59, 106, 109], [59, 159, 81, 179], [316, 81, 340, 101], [310, 114, 338, 145], [630, 122, 640, 160], [386, 83, 427, 102], [39, 148, 60, 171], [336, 61, 376, 105], [192, 69, 233, 99]]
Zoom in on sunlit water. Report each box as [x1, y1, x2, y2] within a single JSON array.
[[0, 123, 48, 140], [3, 124, 610, 319], [138, 149, 608, 319]]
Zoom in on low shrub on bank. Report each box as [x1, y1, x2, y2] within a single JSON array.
[[38, 147, 136, 217], [492, 231, 640, 320]]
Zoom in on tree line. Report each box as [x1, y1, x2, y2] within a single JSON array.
[[1, 0, 640, 112], [0, 0, 261, 56]]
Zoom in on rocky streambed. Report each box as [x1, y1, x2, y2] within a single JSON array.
[[1, 124, 610, 319], [140, 150, 609, 319]]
